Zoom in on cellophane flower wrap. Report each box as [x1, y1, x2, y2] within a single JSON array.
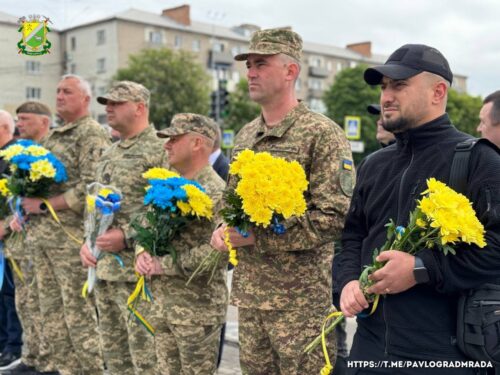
[[82, 183, 122, 296], [0, 178, 11, 291], [305, 178, 487, 372], [0, 140, 67, 243], [189, 149, 308, 285]]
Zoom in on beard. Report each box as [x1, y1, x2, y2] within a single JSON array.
[[382, 116, 413, 133]]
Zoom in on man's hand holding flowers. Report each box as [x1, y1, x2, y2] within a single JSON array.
[[95, 228, 126, 253], [135, 252, 163, 276]]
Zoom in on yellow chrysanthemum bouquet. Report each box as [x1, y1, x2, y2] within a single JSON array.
[[188, 149, 308, 284], [82, 183, 122, 297], [0, 178, 11, 219], [305, 178, 487, 372]]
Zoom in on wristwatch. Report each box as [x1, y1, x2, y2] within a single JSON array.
[[413, 256, 429, 284], [39, 202, 48, 213]]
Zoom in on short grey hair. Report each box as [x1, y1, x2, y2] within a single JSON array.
[[0, 110, 15, 135], [61, 74, 92, 97]]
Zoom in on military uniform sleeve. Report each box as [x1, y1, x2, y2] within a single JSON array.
[[63, 131, 110, 213], [254, 125, 355, 253]]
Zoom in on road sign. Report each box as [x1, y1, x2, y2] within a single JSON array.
[[222, 129, 234, 149], [345, 116, 361, 140], [349, 141, 365, 153]]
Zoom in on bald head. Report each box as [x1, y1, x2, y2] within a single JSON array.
[[0, 110, 15, 148]]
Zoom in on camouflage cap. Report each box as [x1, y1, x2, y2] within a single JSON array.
[[97, 81, 150, 106], [234, 27, 302, 61], [157, 113, 217, 141], [16, 101, 52, 117]]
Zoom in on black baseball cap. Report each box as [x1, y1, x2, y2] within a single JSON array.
[[364, 44, 453, 85], [367, 104, 381, 115]]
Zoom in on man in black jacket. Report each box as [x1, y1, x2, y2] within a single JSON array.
[[337, 44, 500, 374]]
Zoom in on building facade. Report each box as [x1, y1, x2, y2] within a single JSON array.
[[0, 5, 468, 122]]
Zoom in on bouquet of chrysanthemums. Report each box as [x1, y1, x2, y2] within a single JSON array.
[[82, 183, 121, 296], [131, 167, 214, 259], [128, 167, 213, 331], [0, 140, 67, 241], [188, 149, 308, 284], [305, 178, 487, 374]]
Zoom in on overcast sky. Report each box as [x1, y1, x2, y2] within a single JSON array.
[[6, 0, 499, 97]]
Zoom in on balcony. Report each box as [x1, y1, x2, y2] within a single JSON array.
[[209, 50, 234, 66], [308, 66, 329, 78]]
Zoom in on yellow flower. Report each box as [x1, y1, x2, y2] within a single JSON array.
[[0, 145, 24, 161], [86, 195, 96, 213], [142, 167, 179, 180], [29, 159, 56, 181], [0, 178, 10, 197], [416, 218, 426, 228], [99, 188, 113, 198], [25, 145, 49, 157], [229, 149, 255, 176], [180, 184, 213, 219]]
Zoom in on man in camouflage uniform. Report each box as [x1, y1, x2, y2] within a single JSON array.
[[211, 28, 355, 374], [136, 114, 228, 375], [80, 81, 162, 375], [12, 75, 110, 375], [3, 102, 56, 374]]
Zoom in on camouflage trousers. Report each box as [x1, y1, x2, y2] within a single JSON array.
[[238, 307, 337, 375], [153, 320, 222, 375], [12, 257, 55, 372], [94, 280, 156, 375], [33, 245, 103, 375]]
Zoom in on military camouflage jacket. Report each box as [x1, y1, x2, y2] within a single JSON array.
[[25, 116, 110, 247], [95, 126, 167, 282], [229, 102, 355, 310], [154, 165, 228, 325]]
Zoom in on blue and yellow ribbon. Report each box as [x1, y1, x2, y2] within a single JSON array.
[[81, 253, 124, 298], [127, 274, 155, 336], [42, 199, 83, 245]]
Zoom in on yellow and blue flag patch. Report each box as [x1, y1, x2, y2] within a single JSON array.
[[342, 159, 353, 171]]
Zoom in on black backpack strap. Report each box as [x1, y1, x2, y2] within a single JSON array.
[[449, 138, 478, 194]]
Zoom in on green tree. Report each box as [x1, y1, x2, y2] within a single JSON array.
[[224, 79, 260, 134], [323, 64, 381, 163], [446, 89, 482, 136], [114, 48, 211, 129]]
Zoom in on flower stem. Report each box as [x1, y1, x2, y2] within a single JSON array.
[[304, 313, 345, 354]]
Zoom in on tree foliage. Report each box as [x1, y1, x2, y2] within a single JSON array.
[[224, 79, 260, 134], [323, 65, 483, 164], [114, 48, 211, 129], [323, 64, 381, 163], [446, 89, 482, 137]]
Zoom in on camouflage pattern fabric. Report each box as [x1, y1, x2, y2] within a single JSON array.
[[234, 27, 303, 61], [154, 323, 222, 375], [92, 125, 165, 374], [97, 80, 150, 106], [24, 115, 110, 375], [157, 113, 218, 141], [238, 307, 337, 375], [229, 102, 355, 311], [12, 258, 56, 372], [149, 165, 228, 374], [95, 280, 156, 375], [95, 125, 167, 282]]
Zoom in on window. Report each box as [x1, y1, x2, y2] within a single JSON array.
[[212, 41, 224, 52], [308, 78, 323, 90], [97, 58, 106, 73], [97, 29, 106, 45], [192, 39, 201, 52], [70, 36, 76, 51], [327, 61, 332, 71], [149, 31, 163, 45], [337, 62, 343, 73], [70, 63, 76, 74], [174, 35, 182, 49], [26, 61, 41, 74], [309, 56, 323, 68], [26, 87, 41, 100]]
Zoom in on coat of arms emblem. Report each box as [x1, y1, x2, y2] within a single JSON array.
[[17, 15, 52, 56]]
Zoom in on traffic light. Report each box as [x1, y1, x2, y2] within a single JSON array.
[[209, 90, 219, 120], [218, 79, 230, 119]]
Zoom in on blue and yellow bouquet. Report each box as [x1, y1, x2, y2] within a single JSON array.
[[305, 178, 487, 373], [0, 139, 67, 198], [82, 183, 122, 297], [132, 167, 213, 259]]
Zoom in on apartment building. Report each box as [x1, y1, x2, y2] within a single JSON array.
[[0, 5, 468, 122]]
